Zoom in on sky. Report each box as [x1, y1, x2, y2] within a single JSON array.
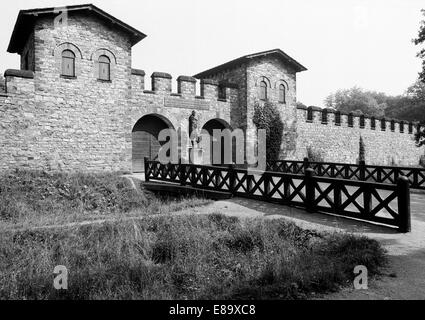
[[0, 0, 424, 106]]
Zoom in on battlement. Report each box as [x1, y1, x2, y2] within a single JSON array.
[[131, 69, 239, 102], [297, 105, 422, 135], [3, 69, 35, 95]]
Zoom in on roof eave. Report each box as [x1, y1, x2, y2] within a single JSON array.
[[194, 49, 307, 79], [7, 4, 146, 53]]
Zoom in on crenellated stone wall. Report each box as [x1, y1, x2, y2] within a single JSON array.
[[1, 4, 424, 172], [294, 106, 425, 166], [0, 10, 239, 172]]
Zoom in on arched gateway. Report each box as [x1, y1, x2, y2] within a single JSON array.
[[202, 118, 232, 165], [132, 114, 174, 172]]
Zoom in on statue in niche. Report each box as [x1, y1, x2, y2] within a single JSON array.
[[189, 110, 200, 147]]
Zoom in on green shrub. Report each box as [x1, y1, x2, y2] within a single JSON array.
[[252, 101, 284, 161]]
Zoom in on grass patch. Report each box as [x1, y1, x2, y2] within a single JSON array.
[[0, 213, 387, 300], [0, 170, 211, 230]]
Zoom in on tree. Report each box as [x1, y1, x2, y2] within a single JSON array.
[[324, 87, 385, 117], [252, 101, 284, 161], [414, 9, 425, 83], [385, 81, 425, 123]]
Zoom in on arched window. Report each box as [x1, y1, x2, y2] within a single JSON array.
[[61, 50, 75, 77], [279, 84, 286, 103], [260, 81, 267, 100], [98, 55, 111, 81]]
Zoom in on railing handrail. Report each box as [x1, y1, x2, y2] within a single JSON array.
[[144, 158, 411, 232], [268, 159, 425, 171]]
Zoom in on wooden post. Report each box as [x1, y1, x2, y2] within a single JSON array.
[[264, 172, 270, 200], [229, 164, 236, 195], [303, 157, 310, 172], [334, 181, 342, 215], [359, 160, 366, 181], [305, 168, 315, 213], [180, 158, 186, 186], [397, 176, 411, 233], [144, 157, 150, 182]]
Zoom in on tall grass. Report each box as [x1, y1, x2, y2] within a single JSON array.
[[0, 170, 210, 230], [0, 213, 387, 300]]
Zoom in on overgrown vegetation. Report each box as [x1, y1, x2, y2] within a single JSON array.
[[306, 146, 324, 162], [0, 170, 210, 230], [252, 100, 284, 161], [0, 213, 387, 300]]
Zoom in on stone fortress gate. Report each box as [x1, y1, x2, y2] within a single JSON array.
[[0, 4, 423, 172]]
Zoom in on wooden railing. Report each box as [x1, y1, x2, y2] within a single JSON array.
[[267, 158, 425, 190], [144, 158, 411, 232]]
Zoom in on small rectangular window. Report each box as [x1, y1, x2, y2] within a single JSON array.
[[99, 63, 110, 81], [409, 123, 413, 134], [371, 117, 376, 130], [360, 115, 365, 128], [62, 57, 75, 77], [400, 121, 404, 133]]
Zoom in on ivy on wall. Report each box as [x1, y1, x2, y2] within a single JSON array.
[[252, 100, 284, 161]]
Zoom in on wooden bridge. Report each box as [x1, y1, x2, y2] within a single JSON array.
[[268, 158, 425, 190], [143, 158, 412, 233]]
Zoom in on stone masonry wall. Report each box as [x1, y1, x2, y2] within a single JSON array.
[[294, 107, 425, 166], [246, 56, 298, 160]]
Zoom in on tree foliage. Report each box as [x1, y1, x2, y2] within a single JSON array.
[[324, 87, 385, 117], [252, 101, 284, 161], [414, 9, 425, 83], [324, 82, 425, 123]]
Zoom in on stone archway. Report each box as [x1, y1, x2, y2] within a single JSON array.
[[201, 118, 232, 165], [132, 114, 174, 172]]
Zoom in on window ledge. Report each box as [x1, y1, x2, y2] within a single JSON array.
[[321, 121, 328, 125], [97, 79, 112, 83], [335, 123, 341, 126], [218, 98, 227, 102], [306, 120, 313, 123], [60, 75, 77, 80]]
